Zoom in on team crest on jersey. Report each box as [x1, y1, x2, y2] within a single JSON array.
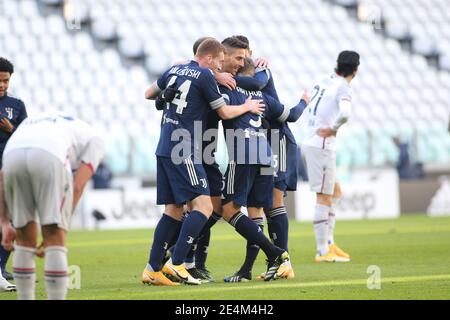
[[187, 236, 195, 244], [5, 107, 13, 119], [200, 178, 208, 189], [249, 117, 262, 128]]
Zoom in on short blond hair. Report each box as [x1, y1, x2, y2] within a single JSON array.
[[195, 39, 226, 59]]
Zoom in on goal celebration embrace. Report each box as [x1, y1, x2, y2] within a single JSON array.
[[142, 36, 357, 286]]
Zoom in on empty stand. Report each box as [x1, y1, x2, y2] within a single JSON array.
[[0, 0, 448, 176]]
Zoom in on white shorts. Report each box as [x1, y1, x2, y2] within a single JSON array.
[[3, 148, 73, 230], [301, 145, 336, 195]]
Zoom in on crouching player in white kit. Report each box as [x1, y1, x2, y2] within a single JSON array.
[[301, 51, 359, 262], [0, 112, 104, 299]]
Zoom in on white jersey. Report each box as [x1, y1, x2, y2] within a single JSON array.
[[300, 73, 352, 151], [3, 112, 104, 173]]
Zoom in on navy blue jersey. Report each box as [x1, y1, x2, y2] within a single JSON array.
[[263, 94, 306, 130], [247, 68, 297, 145], [202, 110, 221, 165], [220, 86, 271, 166], [255, 68, 300, 145], [155, 61, 225, 162], [253, 92, 289, 176], [283, 123, 296, 147], [236, 71, 304, 186], [263, 93, 291, 128], [255, 68, 279, 101], [233, 68, 274, 94], [0, 93, 28, 166]]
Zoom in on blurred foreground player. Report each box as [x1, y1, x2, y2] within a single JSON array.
[[0, 57, 28, 281], [0, 112, 104, 299], [301, 51, 359, 262]]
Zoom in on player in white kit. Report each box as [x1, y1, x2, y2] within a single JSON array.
[[301, 51, 359, 262], [0, 112, 104, 299]]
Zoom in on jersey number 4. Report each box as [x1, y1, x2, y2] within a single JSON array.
[[166, 76, 192, 114]]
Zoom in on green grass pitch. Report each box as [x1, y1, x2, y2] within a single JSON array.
[[1, 214, 450, 300]]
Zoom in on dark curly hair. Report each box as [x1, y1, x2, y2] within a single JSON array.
[[0, 57, 14, 74]]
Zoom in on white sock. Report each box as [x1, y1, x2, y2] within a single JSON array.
[[146, 263, 154, 272], [185, 262, 195, 270], [328, 212, 336, 245], [328, 198, 340, 245], [314, 204, 330, 256], [13, 245, 37, 300], [45, 246, 68, 300]]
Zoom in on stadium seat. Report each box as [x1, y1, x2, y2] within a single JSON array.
[[118, 37, 145, 60], [39, 0, 64, 5], [91, 20, 117, 42], [439, 53, 450, 72]]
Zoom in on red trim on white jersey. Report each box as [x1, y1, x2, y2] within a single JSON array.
[[59, 196, 66, 213], [83, 161, 95, 175], [320, 173, 326, 193]]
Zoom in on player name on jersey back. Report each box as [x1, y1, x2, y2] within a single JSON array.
[[235, 86, 263, 98], [155, 61, 225, 163], [220, 86, 272, 166], [167, 65, 202, 80]]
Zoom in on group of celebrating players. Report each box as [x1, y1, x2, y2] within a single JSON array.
[[142, 35, 360, 286], [0, 33, 360, 299]]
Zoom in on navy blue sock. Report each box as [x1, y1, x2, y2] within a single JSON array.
[[148, 214, 181, 271], [172, 211, 208, 265], [167, 211, 188, 256], [185, 240, 197, 265], [238, 217, 264, 274], [229, 212, 283, 261], [193, 230, 209, 269], [175, 210, 194, 261], [195, 212, 221, 269], [0, 233, 11, 272], [267, 207, 289, 251]]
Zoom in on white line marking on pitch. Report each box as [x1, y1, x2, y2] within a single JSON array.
[[68, 227, 450, 248], [152, 274, 450, 295]]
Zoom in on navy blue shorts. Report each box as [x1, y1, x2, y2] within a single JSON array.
[[274, 138, 298, 192], [203, 162, 223, 197], [222, 162, 274, 209], [284, 139, 298, 191], [156, 156, 210, 205]]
